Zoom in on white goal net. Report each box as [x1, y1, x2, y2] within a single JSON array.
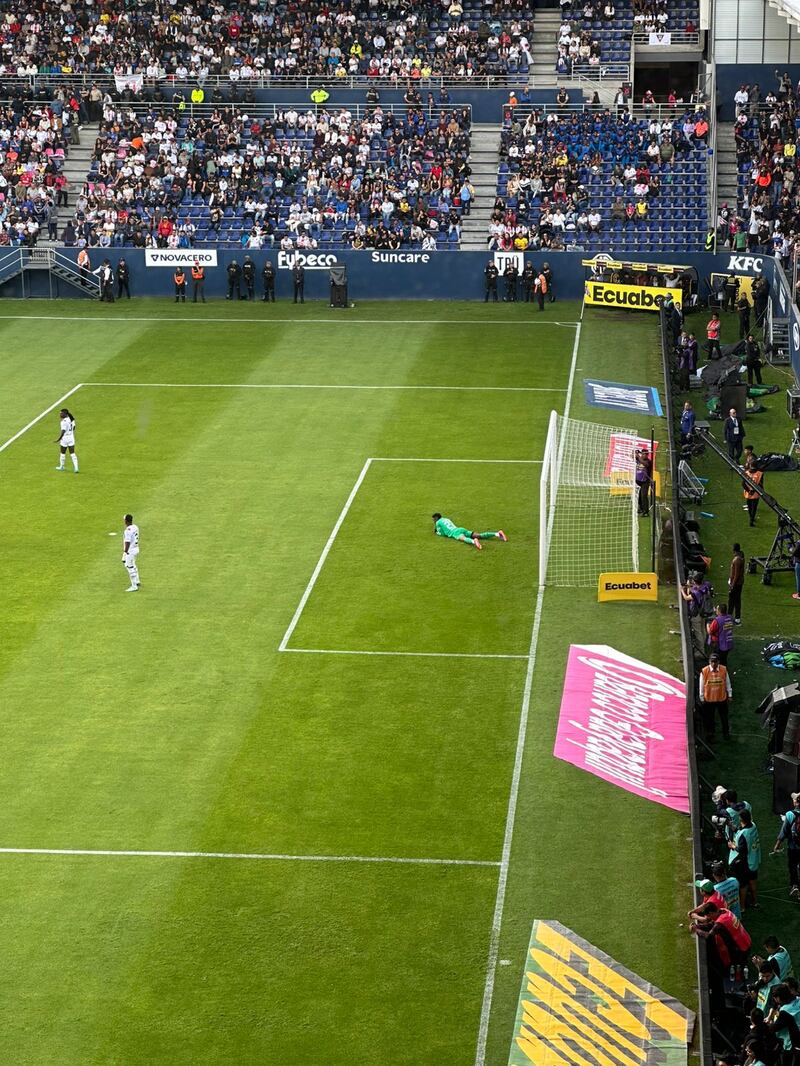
[[539, 412, 640, 587]]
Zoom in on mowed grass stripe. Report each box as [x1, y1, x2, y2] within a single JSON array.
[[0, 855, 497, 1066]]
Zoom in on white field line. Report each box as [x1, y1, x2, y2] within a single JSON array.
[[0, 846, 499, 868], [84, 382, 565, 394], [473, 310, 583, 1066], [0, 382, 84, 454], [0, 314, 580, 328], [278, 457, 372, 651], [371, 457, 543, 464], [281, 648, 528, 661]]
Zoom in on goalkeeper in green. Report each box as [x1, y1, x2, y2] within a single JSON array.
[[432, 513, 508, 551]]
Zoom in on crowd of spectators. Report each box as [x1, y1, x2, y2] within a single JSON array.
[[489, 101, 709, 251], [0, 91, 72, 246], [56, 100, 471, 251], [0, 0, 534, 82], [721, 75, 800, 269]]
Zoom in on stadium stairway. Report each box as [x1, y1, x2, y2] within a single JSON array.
[[715, 122, 738, 212], [461, 122, 503, 250], [61, 123, 101, 204], [530, 9, 562, 87]]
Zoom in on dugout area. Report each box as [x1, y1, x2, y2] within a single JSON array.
[[0, 300, 695, 1066]]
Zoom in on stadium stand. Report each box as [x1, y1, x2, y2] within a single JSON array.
[[727, 81, 798, 264], [0, 97, 71, 246], [62, 102, 472, 251], [0, 1, 534, 81], [491, 102, 710, 252]]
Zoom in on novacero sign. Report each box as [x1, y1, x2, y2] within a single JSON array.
[[277, 251, 340, 271], [144, 250, 218, 268], [584, 281, 681, 311]]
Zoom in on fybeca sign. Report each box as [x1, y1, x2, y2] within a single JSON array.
[[598, 571, 658, 601], [553, 644, 689, 812]]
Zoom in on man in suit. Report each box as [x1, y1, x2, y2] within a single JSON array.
[[292, 262, 305, 303], [724, 406, 746, 462]]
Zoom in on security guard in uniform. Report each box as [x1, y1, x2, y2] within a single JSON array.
[[484, 259, 499, 302], [117, 257, 131, 299], [737, 291, 751, 338], [504, 261, 519, 302], [292, 262, 305, 303], [226, 259, 242, 300], [191, 261, 205, 302], [262, 260, 276, 302], [242, 255, 256, 300], [542, 262, 555, 302], [521, 260, 535, 302], [174, 266, 187, 302]]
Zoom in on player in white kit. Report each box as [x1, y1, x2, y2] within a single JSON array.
[[54, 408, 78, 472], [122, 513, 140, 592]]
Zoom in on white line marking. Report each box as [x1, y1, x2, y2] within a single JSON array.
[[0, 382, 84, 454], [0, 847, 499, 868], [83, 382, 565, 394], [278, 457, 372, 651], [371, 457, 543, 464], [473, 305, 584, 1066], [0, 314, 579, 327], [281, 648, 528, 661]]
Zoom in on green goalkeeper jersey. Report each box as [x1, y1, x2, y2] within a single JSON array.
[[435, 517, 467, 538]]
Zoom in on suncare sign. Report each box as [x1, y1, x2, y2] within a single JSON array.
[[584, 280, 681, 311], [598, 572, 658, 601]]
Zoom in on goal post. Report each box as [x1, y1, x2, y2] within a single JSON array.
[[539, 412, 640, 587]]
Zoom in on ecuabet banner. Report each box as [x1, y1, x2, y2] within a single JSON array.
[[584, 280, 681, 311], [598, 572, 658, 601], [554, 644, 689, 813]]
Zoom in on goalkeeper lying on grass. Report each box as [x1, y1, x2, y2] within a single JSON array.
[[432, 513, 507, 551]]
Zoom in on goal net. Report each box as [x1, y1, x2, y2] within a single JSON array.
[[539, 412, 640, 587]]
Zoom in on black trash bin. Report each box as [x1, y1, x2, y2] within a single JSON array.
[[330, 265, 348, 308]]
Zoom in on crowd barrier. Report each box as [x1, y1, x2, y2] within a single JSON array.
[[2, 248, 787, 316]]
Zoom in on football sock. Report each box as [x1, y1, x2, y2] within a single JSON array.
[[71, 454, 79, 472], [58, 457, 64, 469], [475, 531, 500, 539]]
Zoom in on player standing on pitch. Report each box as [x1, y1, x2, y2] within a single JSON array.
[[432, 513, 507, 551], [54, 408, 78, 472], [122, 513, 140, 592]]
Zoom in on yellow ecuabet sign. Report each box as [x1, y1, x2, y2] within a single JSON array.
[[584, 281, 681, 312], [598, 572, 658, 602]]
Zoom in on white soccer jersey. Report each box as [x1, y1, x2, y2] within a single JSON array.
[[60, 416, 75, 446], [124, 523, 140, 552]]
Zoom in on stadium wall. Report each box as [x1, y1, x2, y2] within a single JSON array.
[[3, 249, 778, 306], [715, 63, 800, 118]]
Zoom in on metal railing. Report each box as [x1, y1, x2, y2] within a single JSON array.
[[0, 72, 528, 95], [560, 62, 630, 84], [503, 100, 708, 122], [101, 100, 473, 123], [632, 30, 702, 46], [0, 247, 101, 296], [706, 61, 717, 243]]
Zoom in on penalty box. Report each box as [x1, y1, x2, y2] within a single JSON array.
[[280, 457, 541, 660]]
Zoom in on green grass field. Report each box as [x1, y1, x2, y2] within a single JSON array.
[[0, 299, 695, 1065]]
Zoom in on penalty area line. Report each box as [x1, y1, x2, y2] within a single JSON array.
[[83, 382, 566, 394], [278, 457, 372, 651], [281, 648, 528, 661], [0, 847, 500, 868], [0, 382, 84, 454]]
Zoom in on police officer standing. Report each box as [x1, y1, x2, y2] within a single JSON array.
[[262, 260, 276, 302], [174, 265, 187, 302], [292, 262, 305, 304], [724, 273, 738, 312], [94, 258, 114, 302], [752, 275, 769, 329], [521, 260, 535, 302], [737, 290, 751, 338], [504, 261, 518, 302], [191, 260, 205, 302], [484, 259, 499, 302], [117, 257, 131, 299], [744, 334, 763, 384], [226, 259, 242, 300], [242, 255, 256, 300]]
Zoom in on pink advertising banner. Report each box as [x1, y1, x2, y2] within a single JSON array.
[[554, 645, 689, 813]]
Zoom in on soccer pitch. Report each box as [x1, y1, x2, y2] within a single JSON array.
[[0, 301, 694, 1065]]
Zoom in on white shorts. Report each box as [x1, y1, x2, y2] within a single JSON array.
[[61, 436, 75, 448]]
